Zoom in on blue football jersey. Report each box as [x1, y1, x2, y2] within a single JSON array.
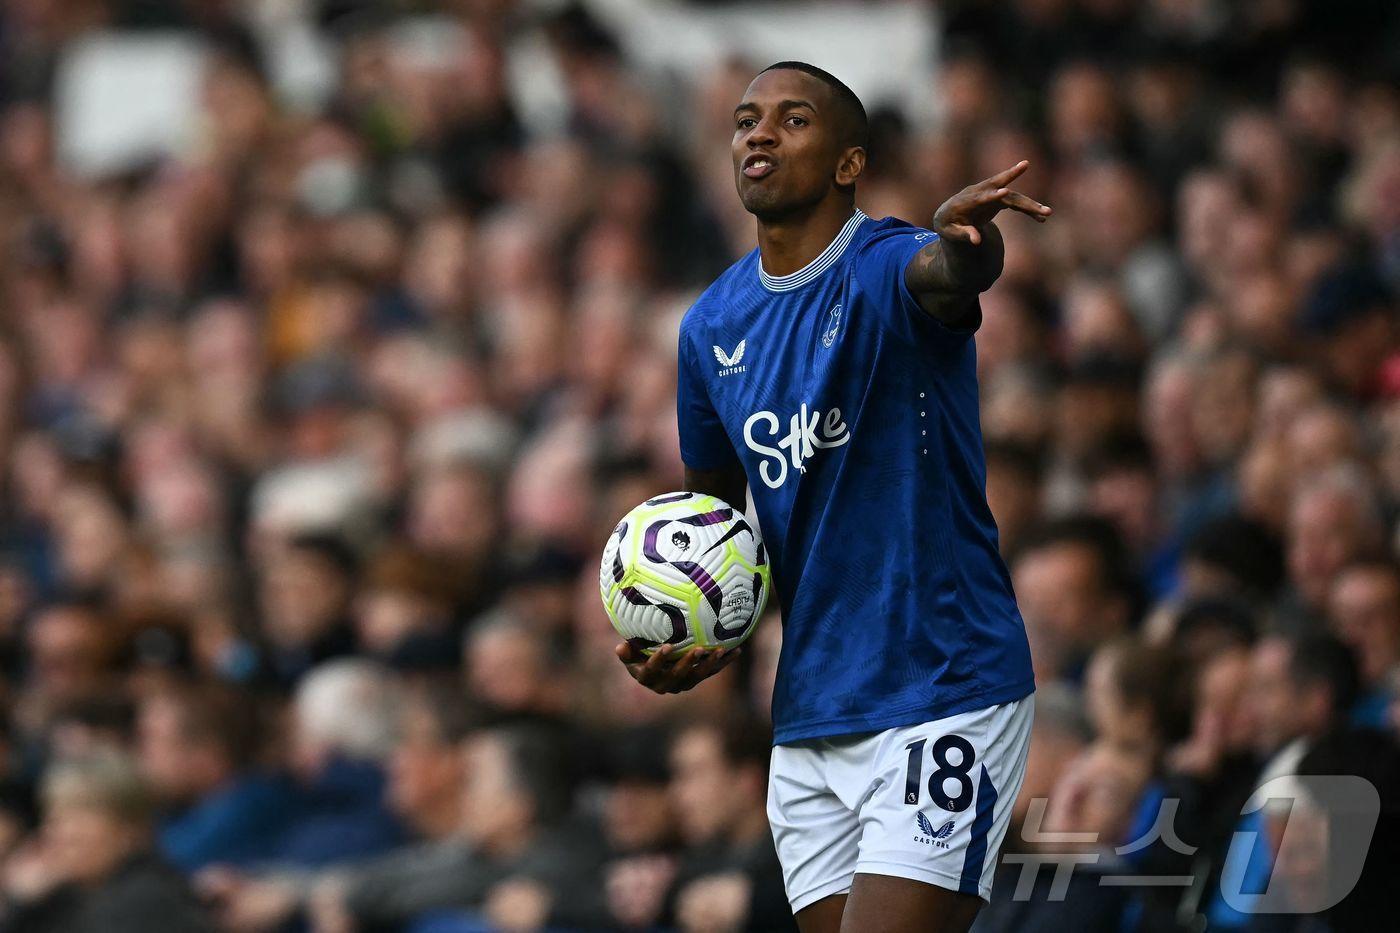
[[677, 209, 1035, 745]]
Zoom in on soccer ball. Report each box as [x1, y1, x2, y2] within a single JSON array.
[[600, 491, 770, 655]]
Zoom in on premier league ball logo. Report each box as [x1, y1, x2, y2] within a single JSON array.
[[599, 492, 770, 654]]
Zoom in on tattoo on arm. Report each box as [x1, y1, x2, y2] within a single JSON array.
[[904, 223, 1004, 327]]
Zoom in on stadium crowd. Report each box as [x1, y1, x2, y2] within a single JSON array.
[[0, 0, 1397, 930]]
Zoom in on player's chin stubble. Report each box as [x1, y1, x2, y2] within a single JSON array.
[[736, 177, 796, 220]]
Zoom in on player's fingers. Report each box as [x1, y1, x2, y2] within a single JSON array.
[[663, 645, 702, 675], [710, 647, 742, 675], [971, 184, 1014, 206], [691, 647, 731, 681], [634, 644, 677, 686], [681, 647, 740, 691], [663, 648, 707, 691], [616, 643, 649, 685], [681, 649, 714, 682], [686, 647, 734, 688], [984, 159, 1030, 188], [998, 189, 1052, 220]]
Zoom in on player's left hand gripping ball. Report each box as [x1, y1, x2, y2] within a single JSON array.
[[601, 492, 770, 693]]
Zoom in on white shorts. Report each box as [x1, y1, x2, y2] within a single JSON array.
[[767, 696, 1033, 913]]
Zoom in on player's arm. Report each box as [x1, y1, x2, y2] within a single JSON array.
[[682, 464, 747, 512], [905, 160, 1051, 327]]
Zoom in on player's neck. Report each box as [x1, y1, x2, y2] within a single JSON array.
[[755, 198, 858, 278]]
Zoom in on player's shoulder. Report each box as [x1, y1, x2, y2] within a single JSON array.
[[680, 249, 760, 335], [852, 214, 939, 255]]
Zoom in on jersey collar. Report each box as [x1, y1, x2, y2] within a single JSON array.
[[758, 209, 868, 293]]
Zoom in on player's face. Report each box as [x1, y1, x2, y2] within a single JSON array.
[[731, 69, 859, 219]]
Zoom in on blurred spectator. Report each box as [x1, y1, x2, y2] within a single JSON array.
[[1321, 554, 1400, 686], [464, 610, 568, 718], [1011, 517, 1134, 682], [983, 440, 1045, 557], [405, 462, 503, 618], [1004, 682, 1092, 846], [1327, 559, 1400, 726], [136, 684, 289, 872], [1158, 596, 1257, 667], [1290, 728, 1400, 933], [1162, 631, 1258, 843], [1176, 514, 1284, 608], [0, 753, 211, 932], [15, 603, 116, 739], [353, 545, 459, 668], [309, 724, 605, 932], [597, 725, 681, 930], [384, 685, 474, 843], [1183, 631, 1367, 930], [1085, 434, 1156, 546], [1301, 263, 1397, 400], [1248, 633, 1359, 783], [215, 684, 480, 932], [669, 718, 793, 933], [1282, 467, 1386, 629], [976, 741, 1149, 933], [1083, 637, 1192, 764], [257, 535, 360, 687], [275, 659, 405, 867]]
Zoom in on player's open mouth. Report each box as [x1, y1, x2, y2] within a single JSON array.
[[743, 154, 777, 179]]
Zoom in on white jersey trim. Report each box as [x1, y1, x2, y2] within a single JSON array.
[[758, 209, 867, 292]]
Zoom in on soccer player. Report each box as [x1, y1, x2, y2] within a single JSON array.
[[615, 62, 1047, 932]]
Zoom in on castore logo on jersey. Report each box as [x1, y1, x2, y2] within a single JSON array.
[[713, 340, 747, 376]]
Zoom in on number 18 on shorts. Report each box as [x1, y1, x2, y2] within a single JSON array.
[[767, 697, 1034, 912]]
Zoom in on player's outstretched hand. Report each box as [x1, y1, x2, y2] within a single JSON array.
[[932, 160, 1052, 246], [615, 642, 739, 694]]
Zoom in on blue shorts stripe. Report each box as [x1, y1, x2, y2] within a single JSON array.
[[958, 764, 998, 895]]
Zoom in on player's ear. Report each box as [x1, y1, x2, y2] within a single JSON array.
[[834, 146, 865, 187]]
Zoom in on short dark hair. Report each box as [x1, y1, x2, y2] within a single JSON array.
[[1099, 636, 1194, 747], [1288, 632, 1360, 720], [601, 724, 671, 785], [1184, 513, 1285, 598], [1085, 431, 1154, 480], [1014, 516, 1131, 596], [1173, 596, 1258, 652], [1064, 353, 1141, 391], [287, 532, 360, 579], [1013, 515, 1142, 623], [759, 61, 869, 148], [164, 684, 264, 770], [983, 440, 1045, 485]]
